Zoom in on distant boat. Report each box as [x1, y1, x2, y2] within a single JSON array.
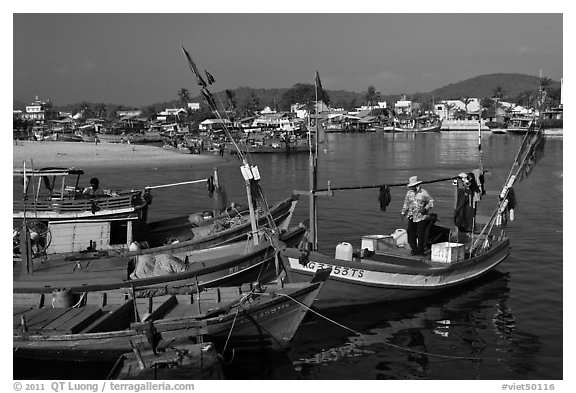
[[506, 116, 534, 135], [490, 128, 508, 134], [376, 117, 442, 133], [229, 132, 313, 155]]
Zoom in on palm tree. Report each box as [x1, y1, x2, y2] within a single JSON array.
[[364, 86, 381, 114], [460, 97, 472, 120], [176, 88, 191, 124], [492, 86, 506, 101], [538, 77, 553, 111], [95, 103, 107, 119], [443, 102, 456, 120]]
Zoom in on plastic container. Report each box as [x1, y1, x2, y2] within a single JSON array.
[[392, 229, 408, 248], [335, 242, 353, 261]]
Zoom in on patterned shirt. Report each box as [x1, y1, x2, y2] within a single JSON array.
[[401, 187, 434, 223]]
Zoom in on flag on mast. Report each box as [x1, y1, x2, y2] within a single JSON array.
[[205, 70, 216, 85], [315, 71, 327, 105], [515, 127, 545, 182], [181, 46, 207, 88], [314, 71, 328, 145]]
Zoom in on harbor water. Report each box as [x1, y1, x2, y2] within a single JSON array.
[[14, 132, 563, 379]]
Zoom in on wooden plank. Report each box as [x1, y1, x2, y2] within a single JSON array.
[[85, 292, 107, 307], [197, 288, 220, 303], [139, 295, 177, 322], [14, 307, 32, 317], [17, 308, 69, 331], [131, 316, 208, 336], [81, 291, 130, 307], [218, 287, 242, 302], [82, 300, 134, 333], [43, 307, 103, 334], [13, 293, 45, 308]]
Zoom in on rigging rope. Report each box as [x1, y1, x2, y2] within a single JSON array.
[[276, 293, 485, 361]]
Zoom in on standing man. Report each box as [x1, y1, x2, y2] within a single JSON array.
[[401, 176, 434, 255]]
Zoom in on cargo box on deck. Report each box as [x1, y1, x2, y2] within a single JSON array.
[[431, 242, 465, 263]]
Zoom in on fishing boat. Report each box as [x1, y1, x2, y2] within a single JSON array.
[[506, 116, 534, 135], [13, 166, 299, 258], [14, 223, 306, 294], [230, 135, 311, 155], [107, 342, 224, 380], [13, 268, 331, 362], [277, 71, 545, 309], [378, 116, 442, 133]]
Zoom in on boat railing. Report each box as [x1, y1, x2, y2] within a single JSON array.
[[13, 191, 144, 215]]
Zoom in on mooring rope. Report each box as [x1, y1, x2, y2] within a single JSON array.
[[277, 293, 484, 361]]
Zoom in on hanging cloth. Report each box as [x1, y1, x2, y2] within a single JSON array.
[[207, 176, 215, 197], [378, 185, 391, 211], [454, 188, 475, 232]]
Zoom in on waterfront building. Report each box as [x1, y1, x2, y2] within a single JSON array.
[[22, 96, 59, 123]]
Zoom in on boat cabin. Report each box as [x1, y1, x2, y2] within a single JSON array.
[[13, 167, 150, 255]]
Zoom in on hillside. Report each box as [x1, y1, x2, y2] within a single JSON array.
[[427, 73, 560, 101], [14, 73, 560, 112]]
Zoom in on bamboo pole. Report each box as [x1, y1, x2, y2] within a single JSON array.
[[145, 178, 208, 190]]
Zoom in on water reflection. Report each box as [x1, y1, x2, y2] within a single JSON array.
[[289, 271, 542, 379]]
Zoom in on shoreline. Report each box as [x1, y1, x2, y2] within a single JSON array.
[[12, 141, 227, 170]]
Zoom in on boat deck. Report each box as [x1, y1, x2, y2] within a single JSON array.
[[13, 285, 252, 338]]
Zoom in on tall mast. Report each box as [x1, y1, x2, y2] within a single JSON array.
[[309, 73, 320, 250]]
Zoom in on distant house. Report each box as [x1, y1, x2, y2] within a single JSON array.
[[435, 98, 482, 120], [156, 108, 188, 122], [291, 103, 309, 119], [394, 96, 420, 115], [199, 118, 232, 131], [116, 109, 143, 118], [22, 96, 59, 123], [356, 101, 388, 111], [187, 103, 200, 111], [260, 106, 277, 115]]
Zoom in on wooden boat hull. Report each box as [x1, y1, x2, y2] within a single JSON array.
[[381, 123, 442, 133], [13, 275, 330, 362], [230, 144, 311, 154], [14, 225, 307, 294], [506, 127, 530, 135], [143, 194, 298, 248], [108, 342, 223, 380], [279, 238, 510, 309]]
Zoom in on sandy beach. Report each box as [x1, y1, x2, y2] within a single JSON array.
[[12, 141, 225, 169]]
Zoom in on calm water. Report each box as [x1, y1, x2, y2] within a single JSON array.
[[14, 132, 563, 380]]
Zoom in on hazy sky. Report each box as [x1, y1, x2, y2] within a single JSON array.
[[13, 12, 563, 107]]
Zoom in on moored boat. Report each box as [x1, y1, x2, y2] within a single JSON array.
[[13, 166, 299, 259], [506, 116, 534, 135], [13, 268, 331, 362], [107, 342, 224, 380], [377, 117, 442, 133], [277, 71, 545, 309], [14, 223, 307, 294]]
